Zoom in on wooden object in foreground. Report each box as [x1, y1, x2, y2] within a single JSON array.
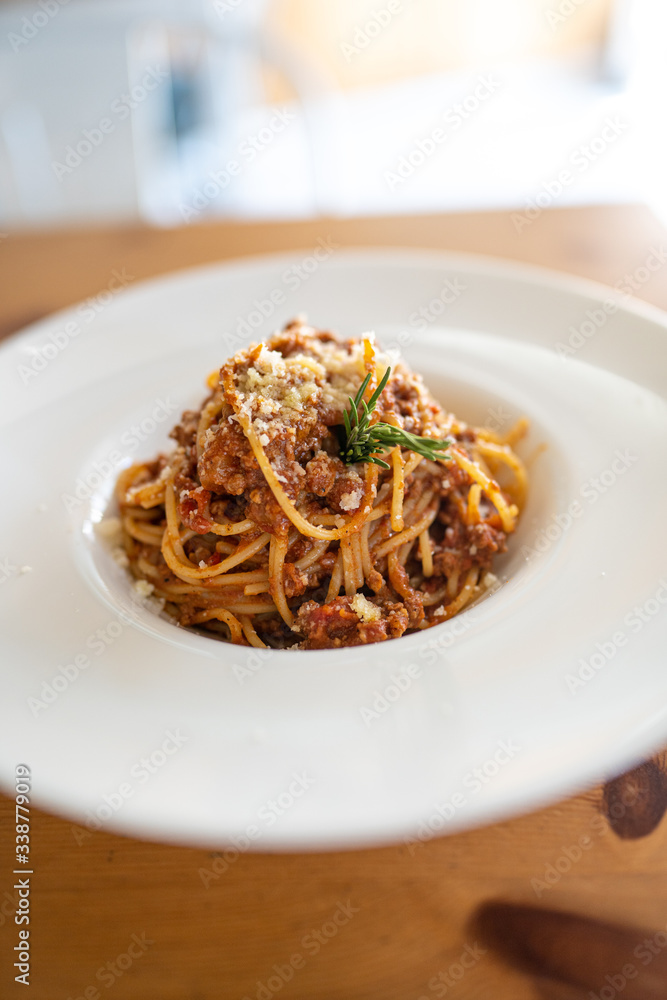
[[477, 901, 667, 998]]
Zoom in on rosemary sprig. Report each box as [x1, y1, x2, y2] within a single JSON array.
[[340, 366, 451, 469]]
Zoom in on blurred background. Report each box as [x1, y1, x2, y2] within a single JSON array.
[[0, 0, 664, 231]]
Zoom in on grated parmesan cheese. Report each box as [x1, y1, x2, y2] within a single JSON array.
[[146, 595, 166, 614], [111, 548, 129, 568], [350, 594, 381, 623], [339, 489, 363, 512], [132, 579, 155, 598]]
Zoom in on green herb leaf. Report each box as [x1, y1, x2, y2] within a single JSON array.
[[340, 366, 451, 467]]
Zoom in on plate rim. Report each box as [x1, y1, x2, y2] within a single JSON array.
[[3, 245, 667, 850], [4, 244, 667, 356]]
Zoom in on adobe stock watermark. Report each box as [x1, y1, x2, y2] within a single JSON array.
[[530, 776, 642, 898], [0, 557, 23, 585], [51, 68, 168, 180], [520, 448, 639, 561], [511, 117, 628, 233], [198, 772, 316, 886], [360, 663, 423, 727], [17, 268, 134, 385], [210, 0, 245, 17], [65, 931, 154, 999], [382, 276, 467, 355], [179, 107, 296, 222], [71, 730, 190, 844], [417, 941, 488, 999], [221, 236, 339, 355], [240, 900, 359, 1000], [0, 889, 20, 930], [589, 922, 667, 1000], [7, 0, 70, 54], [60, 395, 178, 512], [545, 0, 591, 31], [27, 618, 125, 718], [482, 403, 514, 435], [565, 578, 667, 695], [385, 76, 501, 190], [406, 277, 467, 333], [554, 246, 667, 358], [531, 815, 612, 898], [404, 738, 522, 854], [359, 602, 502, 728], [339, 0, 406, 63], [232, 646, 273, 685]]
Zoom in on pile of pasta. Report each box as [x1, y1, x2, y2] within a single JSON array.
[[114, 322, 527, 648]]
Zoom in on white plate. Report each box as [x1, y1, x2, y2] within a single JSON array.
[[2, 249, 667, 850]]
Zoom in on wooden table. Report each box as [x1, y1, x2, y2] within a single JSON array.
[[3, 205, 667, 1000]]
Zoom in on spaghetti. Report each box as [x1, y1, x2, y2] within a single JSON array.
[[114, 321, 528, 648]]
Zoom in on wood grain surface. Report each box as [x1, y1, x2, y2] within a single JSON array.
[[2, 204, 667, 999]]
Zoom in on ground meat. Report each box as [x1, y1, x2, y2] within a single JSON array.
[[267, 324, 338, 359], [305, 451, 341, 496], [326, 469, 365, 514], [285, 536, 311, 562], [469, 521, 507, 564], [304, 453, 366, 515], [376, 379, 428, 435], [169, 408, 200, 449], [282, 563, 308, 598], [282, 550, 337, 598], [209, 496, 247, 522], [175, 471, 213, 534], [197, 391, 323, 534], [195, 406, 290, 532], [197, 406, 256, 494], [381, 600, 411, 638], [245, 487, 289, 535], [295, 597, 409, 648], [432, 514, 507, 578], [438, 459, 469, 493]]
